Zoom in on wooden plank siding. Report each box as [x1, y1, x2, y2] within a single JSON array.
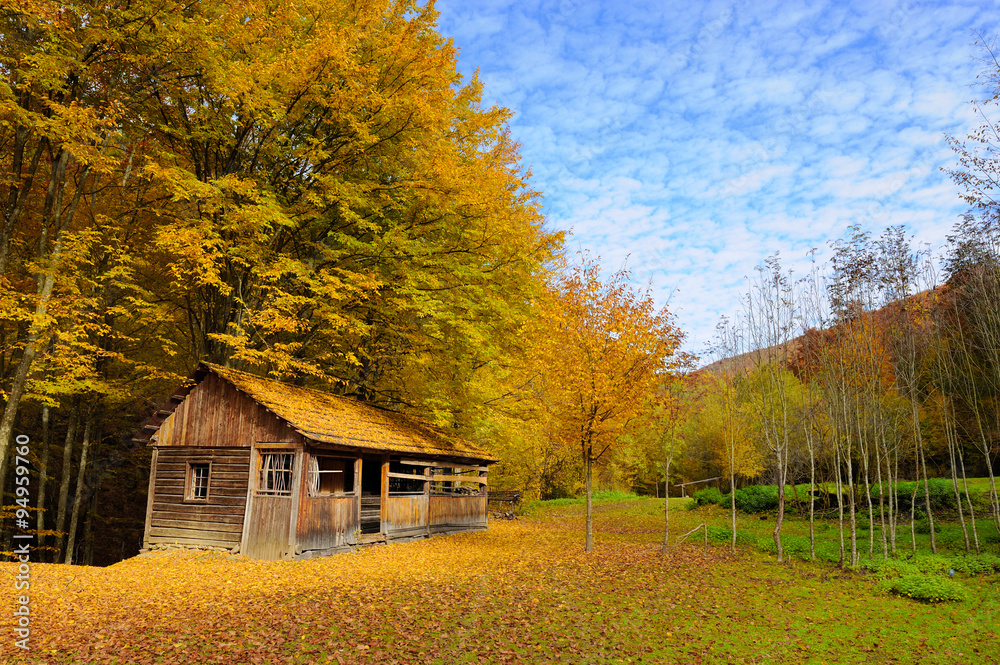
[[153, 372, 302, 448], [145, 447, 251, 550], [297, 497, 359, 552], [384, 495, 429, 538], [429, 496, 488, 533], [242, 494, 294, 560]]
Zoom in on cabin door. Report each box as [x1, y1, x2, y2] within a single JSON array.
[[359, 454, 383, 537], [242, 446, 300, 560]]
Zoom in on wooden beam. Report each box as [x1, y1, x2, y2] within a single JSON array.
[[432, 474, 488, 485], [386, 471, 428, 482]]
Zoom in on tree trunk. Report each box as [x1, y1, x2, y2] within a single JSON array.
[[773, 462, 785, 563], [730, 469, 737, 554], [835, 443, 846, 567], [36, 405, 50, 557], [55, 400, 80, 561], [65, 413, 93, 564], [662, 461, 671, 556], [919, 439, 936, 554], [585, 446, 593, 553], [846, 450, 858, 567], [808, 444, 816, 560], [83, 473, 101, 566]]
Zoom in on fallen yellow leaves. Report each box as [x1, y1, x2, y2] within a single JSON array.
[[2, 505, 998, 664]]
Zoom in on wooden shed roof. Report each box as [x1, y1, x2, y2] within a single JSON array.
[[137, 362, 496, 462]]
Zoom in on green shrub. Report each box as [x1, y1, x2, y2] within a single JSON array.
[[860, 557, 920, 579], [705, 526, 757, 546], [692, 487, 725, 507], [935, 526, 967, 549], [950, 553, 1000, 575], [890, 574, 967, 603], [782, 535, 812, 556], [734, 485, 779, 513], [980, 528, 1000, 545], [815, 544, 841, 563]]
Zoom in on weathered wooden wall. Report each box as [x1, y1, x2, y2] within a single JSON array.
[[242, 493, 294, 560], [145, 447, 251, 550], [154, 373, 302, 447], [429, 496, 488, 533], [297, 497, 359, 551], [384, 495, 429, 537]]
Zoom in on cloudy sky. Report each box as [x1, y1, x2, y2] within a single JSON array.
[[434, 0, 1000, 359]]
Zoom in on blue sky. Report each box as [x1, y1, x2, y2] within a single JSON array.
[[433, 0, 1000, 358]]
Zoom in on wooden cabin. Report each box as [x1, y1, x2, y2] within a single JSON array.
[[134, 362, 494, 560]]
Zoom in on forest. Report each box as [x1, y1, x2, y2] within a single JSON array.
[[0, 0, 999, 583]]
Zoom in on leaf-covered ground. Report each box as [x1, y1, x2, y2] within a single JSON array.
[[3, 498, 999, 664]]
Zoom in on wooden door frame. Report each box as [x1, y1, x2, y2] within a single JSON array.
[[240, 442, 302, 559]]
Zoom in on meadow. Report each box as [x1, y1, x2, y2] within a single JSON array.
[[2, 493, 998, 664]]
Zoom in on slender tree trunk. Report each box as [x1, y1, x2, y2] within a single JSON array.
[[957, 442, 980, 554], [773, 446, 785, 563], [730, 469, 737, 554], [909, 462, 919, 555], [945, 403, 971, 552], [584, 441, 593, 553], [835, 441, 846, 566], [662, 461, 671, 555], [65, 413, 93, 564], [846, 449, 858, 567], [861, 453, 874, 558], [36, 405, 50, 558], [83, 473, 101, 566], [919, 439, 936, 554], [55, 400, 80, 561], [875, 443, 888, 560], [885, 442, 899, 554]]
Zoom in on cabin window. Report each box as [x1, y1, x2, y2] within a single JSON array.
[[388, 456, 427, 495], [431, 465, 485, 496], [257, 452, 294, 496], [185, 463, 211, 501], [308, 456, 355, 497]]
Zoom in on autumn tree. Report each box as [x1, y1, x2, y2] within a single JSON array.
[[742, 255, 797, 562], [0, 0, 563, 563], [137, 0, 560, 428], [631, 371, 698, 554], [707, 317, 764, 552], [531, 255, 684, 552]]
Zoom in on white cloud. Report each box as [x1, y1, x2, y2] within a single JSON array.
[[435, 0, 1000, 356]]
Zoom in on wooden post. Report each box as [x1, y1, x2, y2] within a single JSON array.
[[479, 467, 488, 526], [380, 454, 389, 535], [355, 456, 362, 540], [425, 465, 432, 536], [141, 448, 158, 551], [239, 446, 259, 555], [286, 449, 304, 559]]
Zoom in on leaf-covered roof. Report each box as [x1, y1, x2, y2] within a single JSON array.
[[203, 363, 494, 462]]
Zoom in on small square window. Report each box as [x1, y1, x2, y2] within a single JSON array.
[[186, 463, 210, 501]]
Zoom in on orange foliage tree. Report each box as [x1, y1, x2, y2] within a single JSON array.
[[530, 255, 685, 551]]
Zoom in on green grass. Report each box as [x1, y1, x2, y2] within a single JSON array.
[[517, 494, 1000, 662], [521, 489, 641, 515]]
